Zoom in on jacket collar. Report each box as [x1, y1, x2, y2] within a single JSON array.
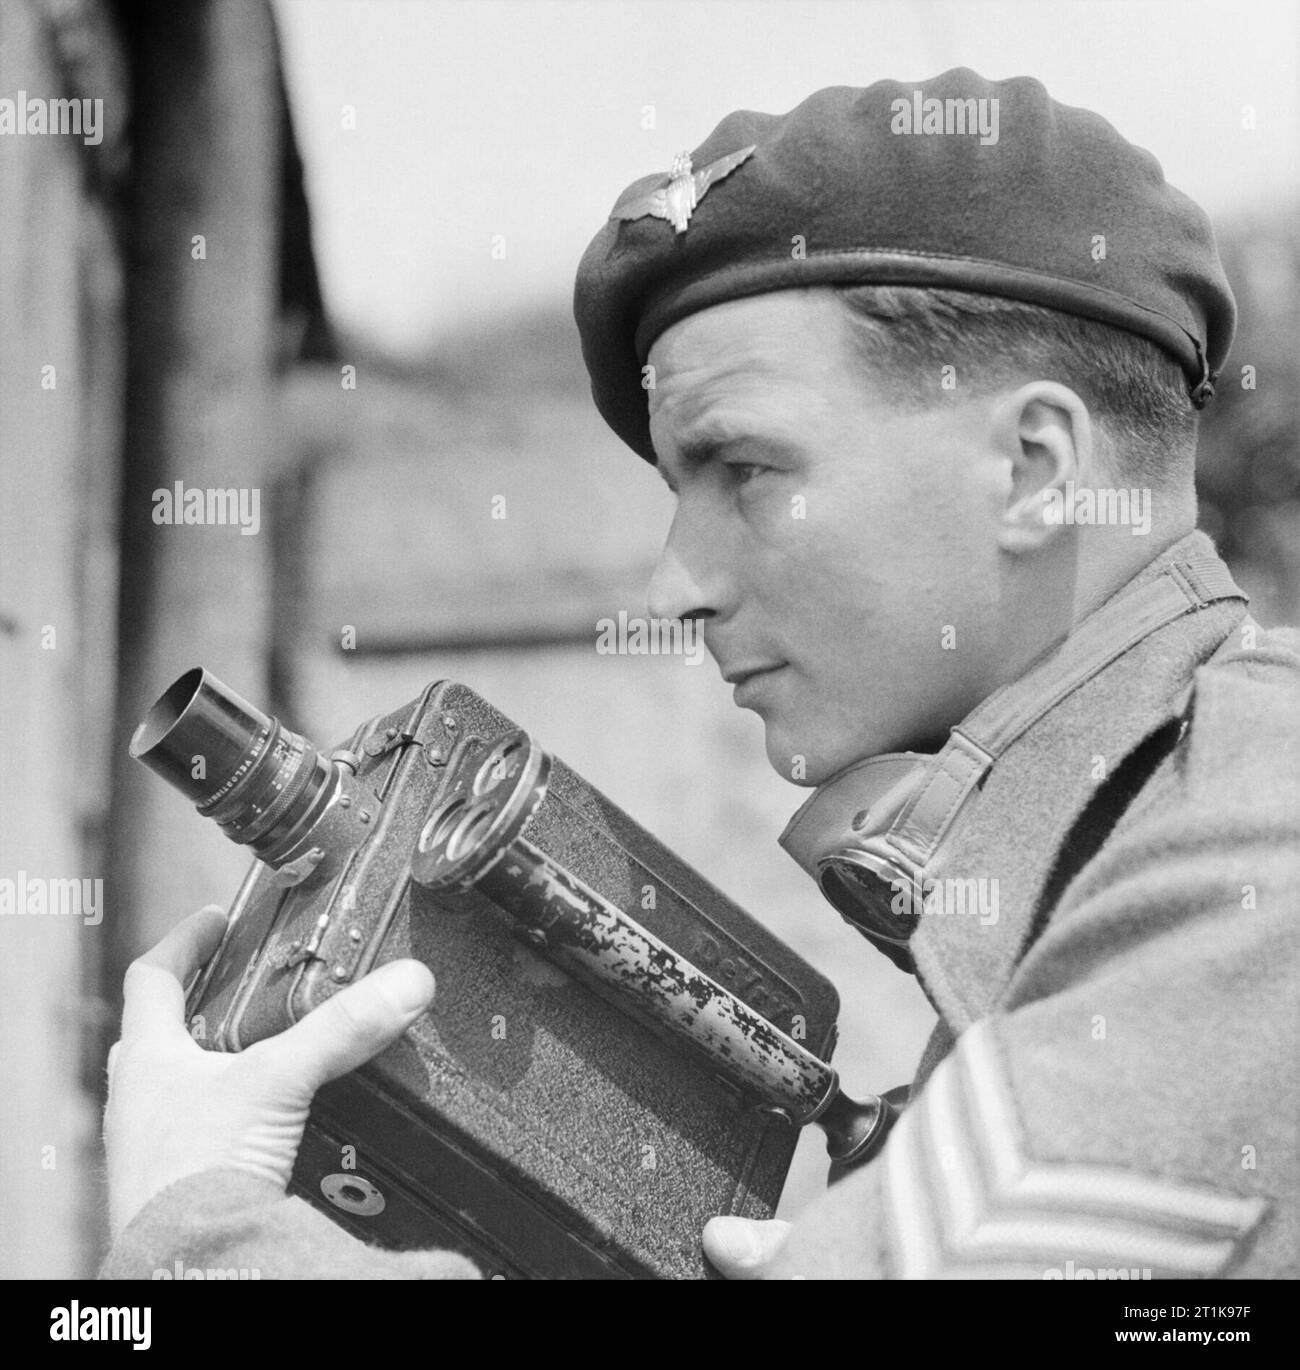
[[907, 530, 1246, 1031]]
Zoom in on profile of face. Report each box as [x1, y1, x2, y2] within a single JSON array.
[[645, 288, 1077, 786]]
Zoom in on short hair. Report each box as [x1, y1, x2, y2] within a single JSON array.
[[835, 285, 1198, 488]]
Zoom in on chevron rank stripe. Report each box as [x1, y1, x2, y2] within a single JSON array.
[[884, 1019, 1267, 1279]]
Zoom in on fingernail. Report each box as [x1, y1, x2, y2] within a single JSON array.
[[374, 960, 436, 1015]]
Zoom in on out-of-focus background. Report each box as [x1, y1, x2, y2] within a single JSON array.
[[1, 0, 1296, 1277]]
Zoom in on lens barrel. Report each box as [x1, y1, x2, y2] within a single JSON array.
[[131, 667, 336, 865]]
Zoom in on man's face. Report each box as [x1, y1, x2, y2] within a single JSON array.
[[646, 288, 1008, 785]]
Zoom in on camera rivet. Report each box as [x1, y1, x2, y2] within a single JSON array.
[[359, 809, 372, 823], [321, 1173, 385, 1217], [851, 808, 872, 831], [441, 714, 458, 731], [339, 795, 352, 809], [426, 746, 445, 766], [524, 927, 548, 949], [385, 726, 398, 738], [332, 964, 348, 980], [348, 927, 362, 944]]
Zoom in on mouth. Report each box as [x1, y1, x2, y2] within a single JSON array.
[[723, 662, 787, 700], [722, 662, 785, 686]]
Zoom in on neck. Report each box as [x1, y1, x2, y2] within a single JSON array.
[[992, 517, 1197, 694]]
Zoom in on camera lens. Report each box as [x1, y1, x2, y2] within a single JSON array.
[[131, 667, 335, 864]]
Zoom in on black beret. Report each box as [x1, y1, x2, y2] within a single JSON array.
[[573, 68, 1237, 464]]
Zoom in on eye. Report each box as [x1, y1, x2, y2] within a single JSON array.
[[724, 461, 769, 484]]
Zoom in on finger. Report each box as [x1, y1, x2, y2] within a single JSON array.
[[120, 905, 227, 1043], [702, 1216, 792, 1280], [265, 959, 435, 1093]]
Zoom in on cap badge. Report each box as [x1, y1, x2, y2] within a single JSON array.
[[610, 144, 756, 235]]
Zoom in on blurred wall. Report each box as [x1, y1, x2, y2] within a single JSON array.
[[0, 0, 127, 1279]]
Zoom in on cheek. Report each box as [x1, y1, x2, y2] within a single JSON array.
[[760, 531, 955, 710], [745, 523, 835, 631], [751, 491, 889, 627]]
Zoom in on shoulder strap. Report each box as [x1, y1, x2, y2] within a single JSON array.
[[890, 548, 1247, 866]]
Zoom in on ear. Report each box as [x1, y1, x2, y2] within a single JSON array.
[[989, 382, 1095, 554]]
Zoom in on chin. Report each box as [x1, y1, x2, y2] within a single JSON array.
[[762, 727, 841, 788], [762, 710, 941, 786]]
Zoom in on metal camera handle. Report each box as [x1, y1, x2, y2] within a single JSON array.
[[408, 729, 897, 1169]]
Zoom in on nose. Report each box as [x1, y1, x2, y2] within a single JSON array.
[[646, 503, 717, 622]]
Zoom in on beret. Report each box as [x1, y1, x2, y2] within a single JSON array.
[[573, 68, 1237, 463]]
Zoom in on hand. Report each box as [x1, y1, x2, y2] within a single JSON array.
[[703, 1216, 794, 1279], [104, 905, 436, 1241]]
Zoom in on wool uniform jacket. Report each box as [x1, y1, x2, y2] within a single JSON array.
[[101, 531, 1300, 1280]]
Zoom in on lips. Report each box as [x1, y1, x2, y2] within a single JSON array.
[[722, 662, 786, 687]]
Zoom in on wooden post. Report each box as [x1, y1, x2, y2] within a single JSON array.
[[103, 0, 280, 1062]]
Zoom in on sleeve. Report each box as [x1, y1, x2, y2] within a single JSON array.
[[99, 1169, 482, 1281], [764, 670, 1299, 1280]]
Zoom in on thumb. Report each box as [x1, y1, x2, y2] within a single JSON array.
[[703, 1216, 792, 1280], [263, 959, 435, 1093]]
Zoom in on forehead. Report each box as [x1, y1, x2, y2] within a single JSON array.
[[645, 288, 857, 445]]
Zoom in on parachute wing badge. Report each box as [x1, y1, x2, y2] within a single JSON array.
[[610, 145, 757, 235]]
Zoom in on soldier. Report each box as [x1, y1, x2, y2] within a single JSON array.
[[102, 69, 1300, 1279]]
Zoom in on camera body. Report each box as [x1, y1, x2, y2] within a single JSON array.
[[160, 675, 841, 1279]]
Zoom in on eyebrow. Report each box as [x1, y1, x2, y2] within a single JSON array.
[[659, 430, 787, 490], [679, 432, 745, 466]]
